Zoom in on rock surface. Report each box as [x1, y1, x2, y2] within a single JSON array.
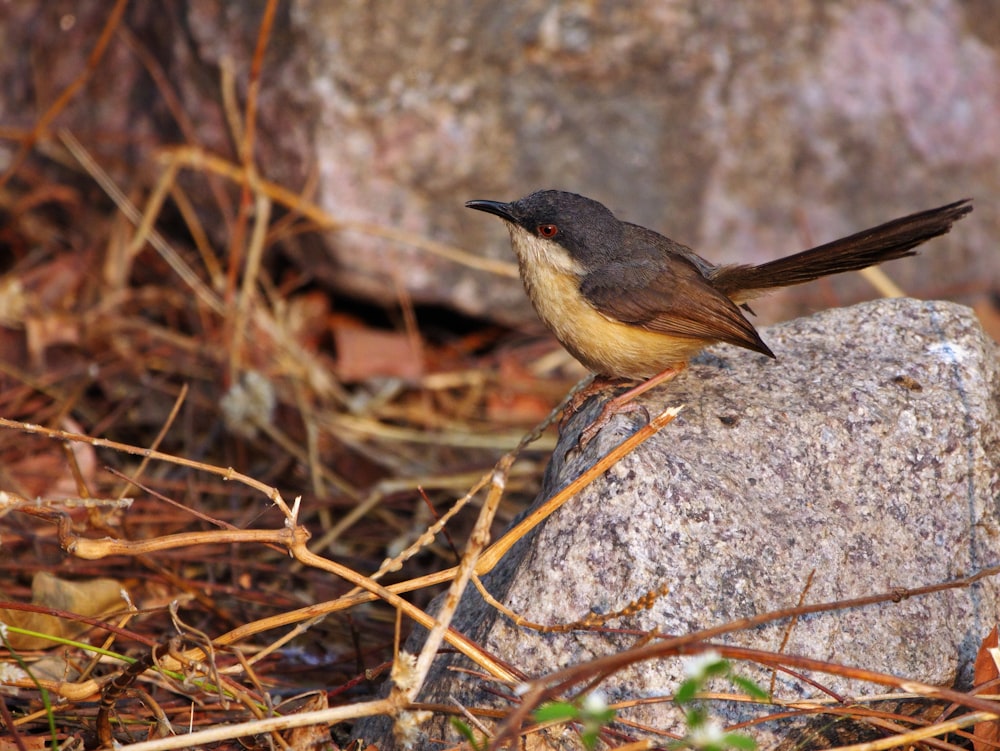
[[355, 298, 1000, 749], [295, 0, 997, 323], [1, 4, 995, 324]]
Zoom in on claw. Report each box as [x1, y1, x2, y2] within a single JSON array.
[[579, 400, 650, 447], [574, 363, 686, 448], [559, 377, 634, 431]]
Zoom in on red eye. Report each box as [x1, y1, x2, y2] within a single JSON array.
[[537, 224, 559, 238]]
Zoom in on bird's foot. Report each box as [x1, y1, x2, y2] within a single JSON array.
[[576, 363, 687, 448], [579, 399, 650, 447], [560, 377, 634, 431]]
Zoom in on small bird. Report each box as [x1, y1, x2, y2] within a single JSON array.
[[466, 191, 972, 441]]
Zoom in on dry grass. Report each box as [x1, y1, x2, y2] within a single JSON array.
[[0, 5, 576, 747], [2, 5, 999, 751]]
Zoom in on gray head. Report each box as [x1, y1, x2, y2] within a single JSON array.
[[465, 190, 624, 267]]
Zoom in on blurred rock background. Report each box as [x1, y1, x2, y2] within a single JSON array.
[[2, 1, 996, 330]]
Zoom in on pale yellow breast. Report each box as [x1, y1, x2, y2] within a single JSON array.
[[507, 225, 701, 379]]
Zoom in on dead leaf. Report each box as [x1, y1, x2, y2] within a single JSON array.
[[974, 297, 1000, 345], [485, 391, 553, 424], [283, 290, 331, 351], [485, 348, 560, 423], [973, 625, 1000, 751], [4, 417, 97, 499], [0, 736, 56, 750], [24, 313, 82, 366], [333, 323, 423, 382], [0, 571, 127, 650], [281, 691, 332, 750]]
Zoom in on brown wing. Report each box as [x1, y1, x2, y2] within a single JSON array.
[[579, 257, 775, 358]]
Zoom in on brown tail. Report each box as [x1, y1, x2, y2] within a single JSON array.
[[712, 199, 972, 298]]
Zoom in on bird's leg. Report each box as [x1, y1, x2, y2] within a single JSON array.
[[579, 363, 687, 446], [561, 375, 632, 423]]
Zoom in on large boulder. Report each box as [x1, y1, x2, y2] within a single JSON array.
[[355, 299, 1000, 748]]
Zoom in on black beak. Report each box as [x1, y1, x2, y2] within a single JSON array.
[[465, 199, 516, 222]]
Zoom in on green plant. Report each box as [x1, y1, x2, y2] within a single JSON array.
[[672, 650, 768, 751], [534, 691, 617, 750]]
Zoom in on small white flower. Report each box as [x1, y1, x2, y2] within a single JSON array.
[[580, 690, 607, 714], [681, 649, 722, 681], [688, 717, 726, 748]]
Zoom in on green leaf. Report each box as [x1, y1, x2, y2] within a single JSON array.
[[534, 701, 580, 723], [685, 706, 708, 728], [449, 717, 485, 751], [584, 707, 617, 725], [675, 678, 700, 704], [722, 732, 758, 750], [731, 675, 769, 701], [704, 659, 730, 678], [580, 728, 600, 750]]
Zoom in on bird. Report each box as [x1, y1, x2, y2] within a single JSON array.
[[465, 190, 973, 442]]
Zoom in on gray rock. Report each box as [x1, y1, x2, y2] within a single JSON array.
[[1, 4, 994, 325], [355, 299, 1000, 749], [291, 0, 996, 323]]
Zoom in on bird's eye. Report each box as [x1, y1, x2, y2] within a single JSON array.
[[537, 224, 559, 238]]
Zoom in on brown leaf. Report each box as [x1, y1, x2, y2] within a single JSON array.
[[973, 625, 1000, 751], [0, 572, 126, 650], [485, 346, 562, 423], [24, 313, 82, 366], [974, 297, 1000, 345], [333, 323, 423, 382], [281, 692, 332, 750], [4, 417, 97, 498], [0, 736, 56, 750], [485, 391, 553, 424], [284, 290, 332, 350]]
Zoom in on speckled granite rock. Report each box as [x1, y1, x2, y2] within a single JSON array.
[[355, 298, 1000, 749], [293, 2, 997, 323], [3, 5, 995, 324]]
